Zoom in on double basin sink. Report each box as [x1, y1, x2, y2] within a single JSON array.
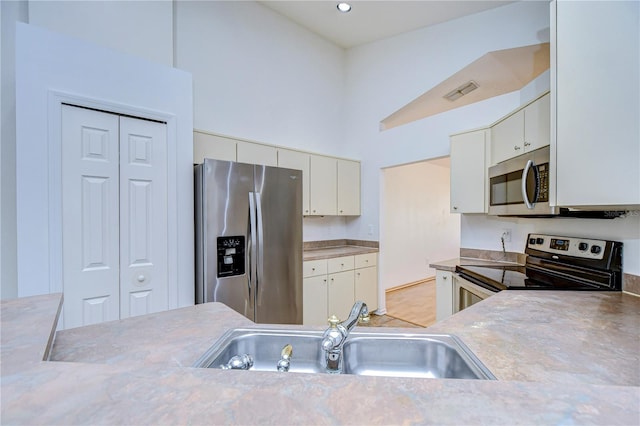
[[193, 327, 495, 380]]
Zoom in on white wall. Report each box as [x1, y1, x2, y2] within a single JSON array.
[[1, 0, 28, 299], [344, 1, 551, 242], [28, 0, 173, 66], [175, 1, 346, 156], [14, 23, 194, 307], [462, 214, 640, 276], [381, 160, 460, 294]]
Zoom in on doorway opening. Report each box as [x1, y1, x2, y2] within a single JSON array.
[[379, 157, 460, 326]]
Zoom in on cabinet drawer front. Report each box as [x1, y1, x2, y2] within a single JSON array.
[[354, 252, 377, 269], [303, 259, 328, 277], [327, 256, 355, 274]]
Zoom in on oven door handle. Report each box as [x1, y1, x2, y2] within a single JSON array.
[[455, 273, 500, 296]]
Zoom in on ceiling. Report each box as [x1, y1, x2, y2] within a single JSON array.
[[259, 1, 516, 49]]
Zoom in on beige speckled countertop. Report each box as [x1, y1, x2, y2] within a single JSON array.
[[303, 245, 378, 261], [2, 292, 639, 424], [429, 257, 522, 272]]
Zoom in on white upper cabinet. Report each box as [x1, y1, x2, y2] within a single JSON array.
[[491, 93, 550, 165], [337, 159, 361, 216], [552, 0, 639, 208], [237, 141, 277, 167], [277, 149, 311, 215], [450, 128, 489, 213], [193, 131, 237, 163], [193, 131, 361, 216], [524, 92, 551, 154], [309, 154, 337, 215]]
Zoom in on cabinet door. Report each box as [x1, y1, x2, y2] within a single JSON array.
[[554, 1, 639, 208], [524, 93, 550, 153], [303, 275, 328, 326], [491, 109, 524, 165], [450, 129, 487, 213], [327, 270, 355, 321], [309, 155, 337, 215], [355, 266, 378, 312], [237, 141, 277, 167], [435, 270, 453, 322], [278, 149, 311, 215], [337, 159, 361, 216], [193, 131, 237, 163]]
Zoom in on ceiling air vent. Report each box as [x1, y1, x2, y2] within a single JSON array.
[[443, 80, 479, 102]]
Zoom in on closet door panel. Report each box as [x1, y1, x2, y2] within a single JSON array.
[[61, 105, 120, 329], [119, 116, 169, 318]]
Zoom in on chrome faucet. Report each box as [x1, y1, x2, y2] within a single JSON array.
[[321, 301, 369, 373]]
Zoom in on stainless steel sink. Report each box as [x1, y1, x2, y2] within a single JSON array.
[[341, 333, 495, 379], [194, 328, 495, 380], [193, 328, 326, 373]]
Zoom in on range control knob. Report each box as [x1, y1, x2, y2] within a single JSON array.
[[536, 238, 544, 245], [529, 238, 536, 245], [591, 245, 602, 254], [578, 242, 589, 251]]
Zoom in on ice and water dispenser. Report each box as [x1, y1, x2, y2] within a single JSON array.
[[216, 236, 245, 277]]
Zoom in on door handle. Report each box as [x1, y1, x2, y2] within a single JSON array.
[[521, 160, 535, 209]]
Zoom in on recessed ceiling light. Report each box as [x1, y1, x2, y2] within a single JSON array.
[[337, 2, 352, 13]]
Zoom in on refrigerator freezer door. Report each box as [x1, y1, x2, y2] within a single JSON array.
[[254, 165, 303, 324], [197, 159, 255, 320]]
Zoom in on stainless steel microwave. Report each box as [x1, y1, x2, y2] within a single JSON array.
[[488, 146, 561, 216]]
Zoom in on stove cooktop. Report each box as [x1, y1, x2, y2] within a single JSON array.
[[456, 233, 622, 292], [456, 264, 613, 291]]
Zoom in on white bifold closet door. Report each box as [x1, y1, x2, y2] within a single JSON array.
[[61, 104, 168, 329]]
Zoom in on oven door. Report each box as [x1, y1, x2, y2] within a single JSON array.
[[453, 274, 497, 314]]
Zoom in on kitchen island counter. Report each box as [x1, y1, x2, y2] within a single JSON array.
[[2, 293, 639, 424]]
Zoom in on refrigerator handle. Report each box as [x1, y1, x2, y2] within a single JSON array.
[[248, 192, 258, 313], [255, 192, 264, 304]]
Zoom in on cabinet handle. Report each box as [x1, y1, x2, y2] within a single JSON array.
[[453, 206, 458, 210], [443, 276, 448, 280], [311, 268, 316, 271], [514, 145, 521, 150], [339, 210, 343, 213], [524, 141, 531, 147], [357, 272, 360, 276]]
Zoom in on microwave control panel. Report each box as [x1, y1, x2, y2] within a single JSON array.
[[536, 163, 549, 202]]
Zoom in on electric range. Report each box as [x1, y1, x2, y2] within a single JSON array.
[[456, 233, 623, 293]]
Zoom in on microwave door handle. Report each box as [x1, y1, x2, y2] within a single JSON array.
[[521, 159, 535, 209]]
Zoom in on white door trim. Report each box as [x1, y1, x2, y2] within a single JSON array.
[[47, 90, 180, 309]]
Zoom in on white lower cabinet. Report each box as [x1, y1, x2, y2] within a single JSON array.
[[328, 270, 355, 321], [355, 266, 378, 312], [303, 253, 378, 326], [435, 270, 454, 322]]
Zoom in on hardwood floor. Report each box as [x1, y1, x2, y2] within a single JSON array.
[[383, 279, 437, 327]]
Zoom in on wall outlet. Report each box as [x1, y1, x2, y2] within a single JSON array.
[[502, 228, 512, 243]]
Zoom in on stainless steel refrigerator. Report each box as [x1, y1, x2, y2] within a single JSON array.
[[195, 159, 303, 324]]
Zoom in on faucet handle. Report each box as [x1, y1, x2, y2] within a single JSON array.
[[358, 312, 371, 324], [327, 315, 340, 328]]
